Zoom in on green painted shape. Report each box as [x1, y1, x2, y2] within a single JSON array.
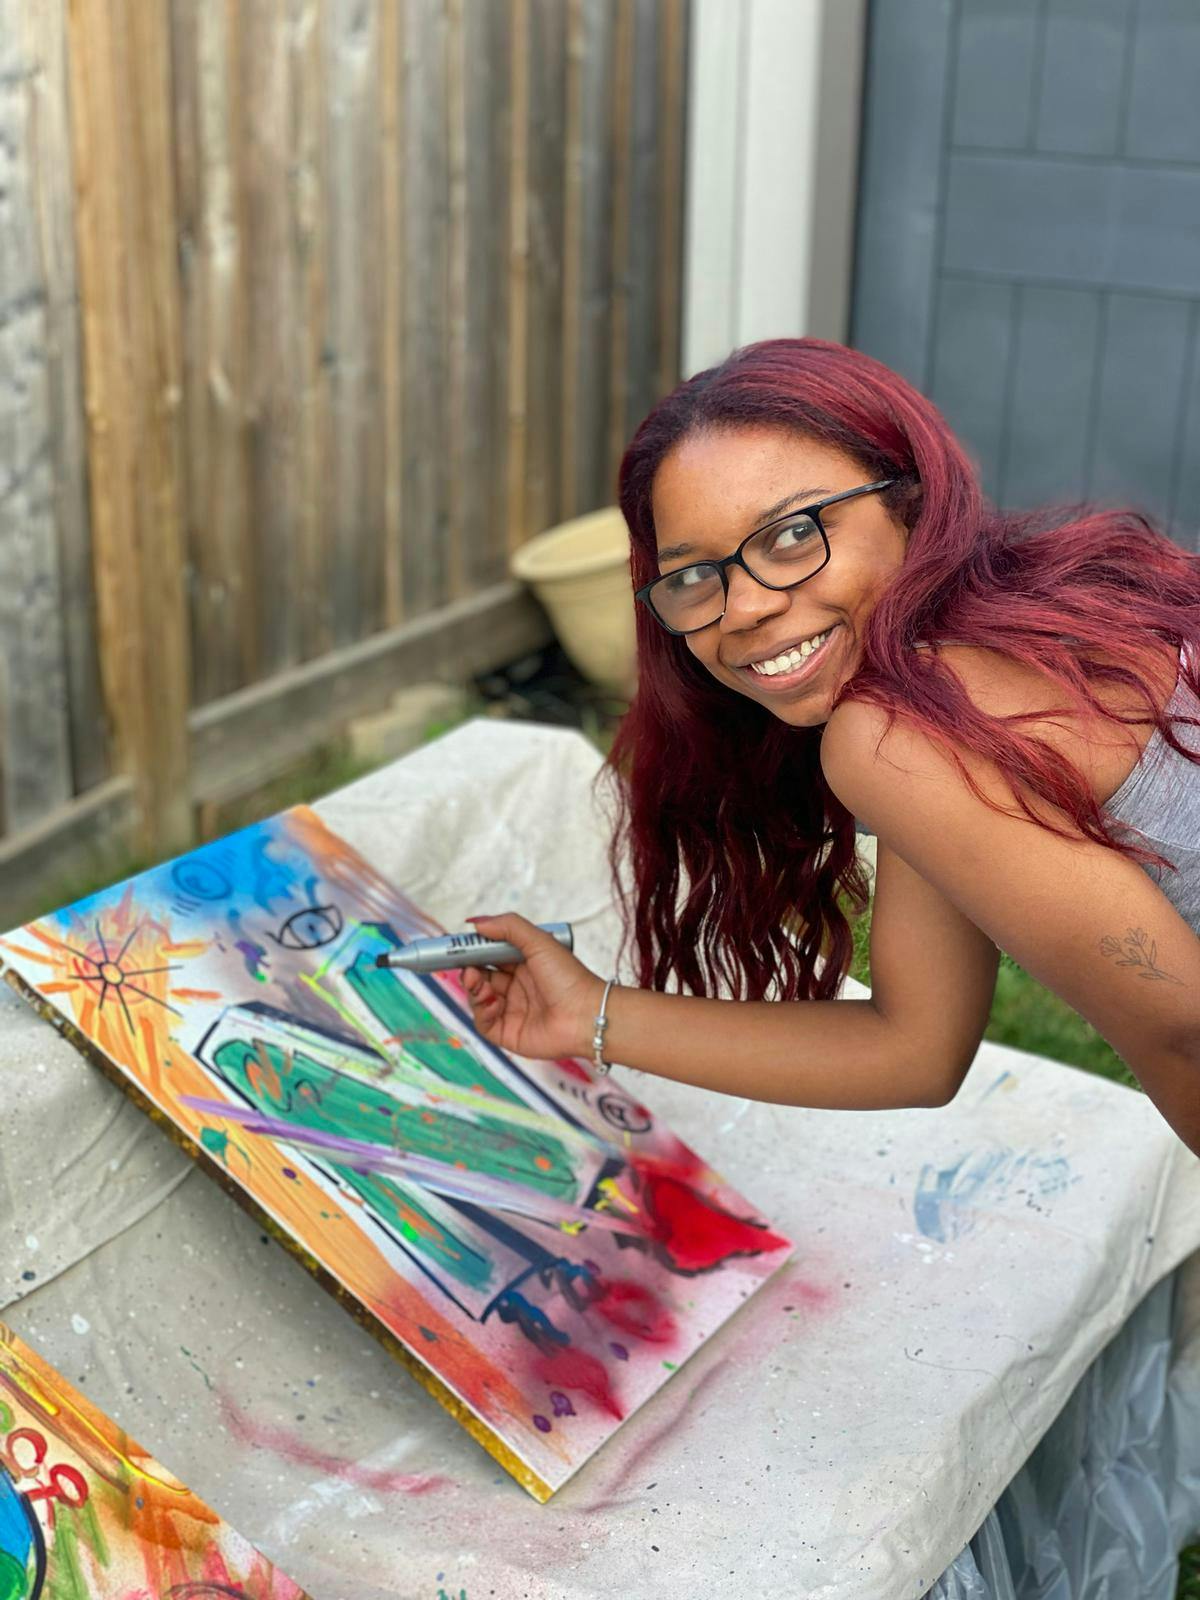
[[344, 954, 522, 1104], [200, 1127, 230, 1165], [0, 1552, 26, 1600], [211, 1042, 506, 1290], [45, 1494, 108, 1600], [341, 1170, 493, 1291], [212, 1039, 577, 1199]]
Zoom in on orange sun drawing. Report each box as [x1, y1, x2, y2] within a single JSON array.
[[2, 883, 219, 1090]]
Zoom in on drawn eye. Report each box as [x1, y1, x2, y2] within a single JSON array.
[[271, 904, 345, 950]]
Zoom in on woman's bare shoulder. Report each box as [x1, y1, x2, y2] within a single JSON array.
[[921, 636, 1177, 713], [826, 636, 1179, 805]]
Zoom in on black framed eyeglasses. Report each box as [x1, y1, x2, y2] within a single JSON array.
[[636, 477, 900, 637]]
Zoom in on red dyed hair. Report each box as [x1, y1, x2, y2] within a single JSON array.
[[603, 337, 1200, 1003]]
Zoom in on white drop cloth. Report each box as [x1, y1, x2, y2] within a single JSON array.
[[2, 719, 1197, 1599]]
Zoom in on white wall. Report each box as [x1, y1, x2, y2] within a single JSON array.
[[682, 0, 867, 377]]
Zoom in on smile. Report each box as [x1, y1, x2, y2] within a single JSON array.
[[735, 625, 842, 690]]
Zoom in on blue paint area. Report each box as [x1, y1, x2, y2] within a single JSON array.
[[914, 1147, 1076, 1242], [49, 815, 317, 934], [493, 1289, 570, 1351], [0, 1463, 38, 1600], [980, 1070, 1014, 1101]]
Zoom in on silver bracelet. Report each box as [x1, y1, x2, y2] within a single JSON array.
[[591, 977, 618, 1076]]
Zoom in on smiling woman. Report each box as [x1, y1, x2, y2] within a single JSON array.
[[459, 337, 1200, 1158]]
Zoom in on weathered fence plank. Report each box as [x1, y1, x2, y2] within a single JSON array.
[[572, 0, 616, 515], [326, 0, 386, 645], [656, 0, 687, 403], [0, 0, 76, 836], [558, 0, 585, 523], [505, 0, 530, 556], [625, 0, 663, 442], [446, 0, 469, 601], [606, 0, 635, 487], [180, 0, 255, 702], [525, 0, 567, 543], [290, 0, 336, 663], [463, 0, 512, 589], [240, 0, 301, 679], [21, 0, 106, 799], [380, 0, 406, 625], [402, 0, 450, 614], [67, 0, 192, 854]]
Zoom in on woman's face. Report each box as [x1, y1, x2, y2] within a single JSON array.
[[649, 425, 911, 728]]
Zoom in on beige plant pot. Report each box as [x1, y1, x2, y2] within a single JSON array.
[[510, 506, 637, 698]]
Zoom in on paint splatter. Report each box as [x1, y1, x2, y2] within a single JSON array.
[[914, 1146, 1076, 1242], [218, 1390, 452, 1496]]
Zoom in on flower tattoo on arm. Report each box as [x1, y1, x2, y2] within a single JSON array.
[[1098, 927, 1184, 985]]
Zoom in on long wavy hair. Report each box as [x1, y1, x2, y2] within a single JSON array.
[[604, 337, 1200, 1003]]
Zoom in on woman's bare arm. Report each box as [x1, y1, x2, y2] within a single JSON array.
[[820, 678, 1200, 1155], [463, 850, 1002, 1110]]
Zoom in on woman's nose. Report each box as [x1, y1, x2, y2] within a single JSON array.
[[719, 562, 790, 629]]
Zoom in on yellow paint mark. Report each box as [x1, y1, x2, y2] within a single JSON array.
[[597, 1177, 639, 1215], [0, 1357, 188, 1497]]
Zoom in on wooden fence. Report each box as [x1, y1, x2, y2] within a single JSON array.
[[0, 0, 688, 921]]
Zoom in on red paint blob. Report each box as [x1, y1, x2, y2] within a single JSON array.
[[533, 1347, 624, 1421], [554, 1055, 592, 1084], [633, 1164, 789, 1274], [594, 1279, 676, 1344]]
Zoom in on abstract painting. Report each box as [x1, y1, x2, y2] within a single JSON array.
[[0, 1320, 307, 1598], [2, 807, 791, 1499]]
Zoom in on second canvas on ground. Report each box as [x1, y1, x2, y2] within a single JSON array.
[[0, 806, 791, 1499]]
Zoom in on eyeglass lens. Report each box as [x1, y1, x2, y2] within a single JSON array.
[[650, 513, 825, 632]]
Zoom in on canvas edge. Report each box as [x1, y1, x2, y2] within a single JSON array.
[[0, 963, 557, 1505], [0, 1316, 319, 1599]]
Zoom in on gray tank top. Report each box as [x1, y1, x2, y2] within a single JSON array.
[[1101, 640, 1200, 936], [912, 640, 1200, 936]]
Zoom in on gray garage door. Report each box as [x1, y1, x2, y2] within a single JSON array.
[[851, 0, 1200, 551]]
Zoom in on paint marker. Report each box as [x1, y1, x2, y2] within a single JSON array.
[[374, 922, 574, 973]]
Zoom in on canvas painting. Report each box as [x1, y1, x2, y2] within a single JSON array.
[[1, 807, 792, 1499], [0, 1320, 307, 1599]]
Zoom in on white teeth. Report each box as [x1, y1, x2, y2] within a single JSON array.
[[750, 629, 832, 676]]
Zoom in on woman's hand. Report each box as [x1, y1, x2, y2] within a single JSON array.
[[459, 912, 606, 1061]]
